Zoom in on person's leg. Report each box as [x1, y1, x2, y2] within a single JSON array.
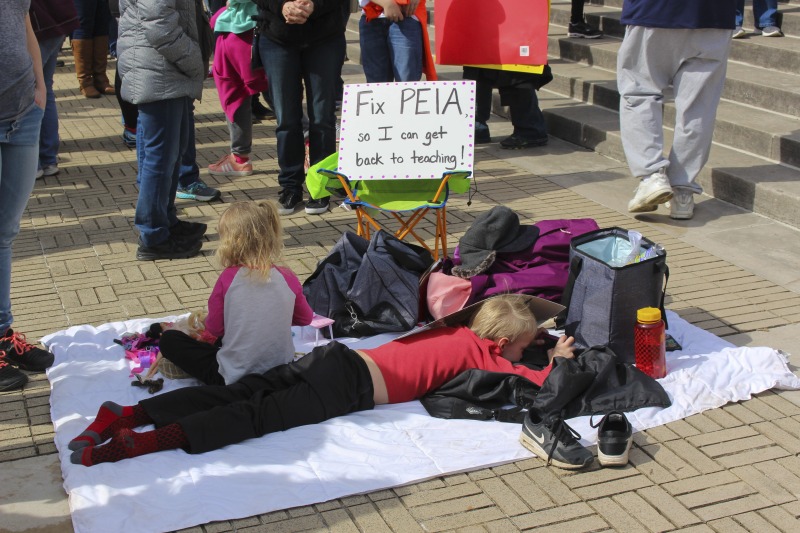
[[72, 0, 101, 97], [0, 106, 44, 332], [500, 87, 548, 148], [158, 330, 225, 385], [754, 0, 781, 33], [174, 104, 220, 201], [359, 17, 394, 83], [135, 98, 187, 247], [387, 18, 423, 82], [178, 106, 201, 190], [259, 37, 305, 205], [467, 70, 494, 143], [617, 26, 674, 179], [116, 69, 138, 147], [303, 34, 345, 168], [570, 0, 584, 24], [735, 0, 745, 28], [668, 29, 731, 196], [91, 0, 114, 94], [617, 26, 675, 212], [108, 14, 118, 58], [172, 343, 374, 454], [732, 0, 746, 37], [567, 0, 601, 38], [38, 36, 67, 173], [70, 344, 371, 464], [229, 100, 253, 158], [336, 2, 351, 101]]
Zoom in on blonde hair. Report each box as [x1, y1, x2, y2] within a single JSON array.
[[468, 295, 538, 343], [216, 200, 284, 278]]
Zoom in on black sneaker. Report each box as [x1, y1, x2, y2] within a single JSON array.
[[305, 197, 330, 215], [0, 355, 28, 391], [591, 411, 633, 467], [0, 329, 55, 372], [277, 189, 303, 215], [169, 220, 207, 242], [519, 410, 594, 469], [252, 95, 275, 121], [500, 134, 549, 150], [568, 21, 603, 39], [136, 235, 203, 261]]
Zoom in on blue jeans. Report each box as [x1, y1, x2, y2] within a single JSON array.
[[38, 36, 67, 168], [259, 34, 344, 193], [135, 105, 199, 190], [135, 97, 192, 247], [0, 104, 44, 330], [359, 16, 423, 83], [72, 0, 110, 39], [736, 0, 779, 28], [178, 108, 201, 188]]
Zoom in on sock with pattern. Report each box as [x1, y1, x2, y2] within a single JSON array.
[[70, 423, 188, 466], [68, 401, 152, 450]]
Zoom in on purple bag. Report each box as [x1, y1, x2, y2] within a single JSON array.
[[459, 218, 599, 303]]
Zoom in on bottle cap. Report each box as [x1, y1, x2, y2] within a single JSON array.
[[637, 307, 661, 323]]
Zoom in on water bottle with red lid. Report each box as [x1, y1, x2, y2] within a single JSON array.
[[634, 307, 666, 379]]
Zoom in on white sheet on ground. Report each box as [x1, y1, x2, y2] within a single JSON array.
[[43, 311, 800, 533]]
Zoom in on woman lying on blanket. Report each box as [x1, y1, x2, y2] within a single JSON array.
[[69, 294, 576, 466]]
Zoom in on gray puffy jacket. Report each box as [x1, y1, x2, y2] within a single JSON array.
[[117, 0, 205, 105]]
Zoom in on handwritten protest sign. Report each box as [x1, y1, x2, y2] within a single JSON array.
[[338, 80, 476, 179]]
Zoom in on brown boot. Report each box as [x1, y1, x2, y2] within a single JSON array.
[[72, 39, 101, 98], [92, 36, 115, 95]]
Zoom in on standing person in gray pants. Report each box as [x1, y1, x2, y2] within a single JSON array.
[[618, 1, 735, 220]]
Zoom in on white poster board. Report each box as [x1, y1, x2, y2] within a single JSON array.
[[337, 80, 476, 180]]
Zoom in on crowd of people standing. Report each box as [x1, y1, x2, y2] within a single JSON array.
[[0, 0, 765, 392]]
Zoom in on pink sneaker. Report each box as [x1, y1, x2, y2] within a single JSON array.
[[208, 154, 253, 177]]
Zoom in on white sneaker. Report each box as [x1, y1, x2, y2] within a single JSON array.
[[669, 189, 695, 219], [628, 169, 672, 213], [760, 26, 783, 37], [732, 26, 746, 39], [36, 164, 59, 179]]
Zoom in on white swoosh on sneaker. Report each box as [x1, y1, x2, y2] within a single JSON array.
[[531, 432, 546, 445]]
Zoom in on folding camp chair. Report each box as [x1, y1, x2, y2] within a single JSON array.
[[316, 167, 472, 260]]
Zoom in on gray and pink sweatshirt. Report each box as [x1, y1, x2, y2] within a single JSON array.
[[206, 265, 313, 384]]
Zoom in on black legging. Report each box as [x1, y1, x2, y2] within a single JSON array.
[[140, 342, 374, 453], [115, 69, 137, 130]]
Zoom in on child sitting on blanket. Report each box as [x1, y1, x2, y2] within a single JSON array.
[[69, 294, 575, 466], [157, 200, 313, 385]]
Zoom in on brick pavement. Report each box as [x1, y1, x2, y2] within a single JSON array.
[[1, 52, 799, 532]]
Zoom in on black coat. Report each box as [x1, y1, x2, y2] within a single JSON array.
[[254, 0, 346, 47], [421, 346, 671, 423]]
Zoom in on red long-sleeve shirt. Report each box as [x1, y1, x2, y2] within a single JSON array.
[[362, 326, 551, 404]]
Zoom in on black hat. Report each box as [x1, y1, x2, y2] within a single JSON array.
[[452, 206, 539, 279]]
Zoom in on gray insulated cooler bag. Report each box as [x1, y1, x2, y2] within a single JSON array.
[[561, 227, 668, 363]]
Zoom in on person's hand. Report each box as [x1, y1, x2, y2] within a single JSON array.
[[34, 82, 46, 110], [547, 335, 576, 362], [374, 0, 403, 22], [282, 0, 313, 24]]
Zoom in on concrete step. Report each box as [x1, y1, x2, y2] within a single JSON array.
[[344, 4, 800, 229], [534, 91, 800, 229], [542, 54, 800, 167]]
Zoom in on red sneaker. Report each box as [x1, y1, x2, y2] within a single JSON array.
[[208, 154, 253, 177]]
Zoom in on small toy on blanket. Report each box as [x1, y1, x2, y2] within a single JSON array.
[[114, 311, 214, 384]]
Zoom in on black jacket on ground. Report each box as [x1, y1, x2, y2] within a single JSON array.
[[421, 346, 671, 423]]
